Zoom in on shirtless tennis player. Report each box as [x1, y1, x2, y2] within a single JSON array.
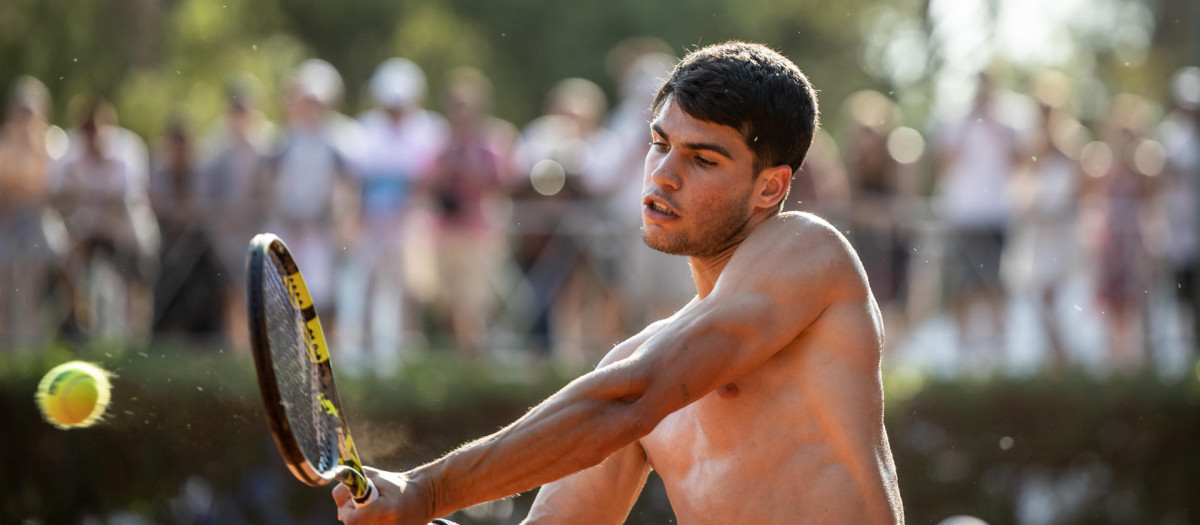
[[334, 41, 904, 524]]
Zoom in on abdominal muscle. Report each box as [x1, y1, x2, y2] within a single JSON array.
[[638, 333, 899, 524]]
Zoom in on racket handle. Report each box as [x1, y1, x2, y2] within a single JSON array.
[[334, 466, 377, 508], [351, 477, 378, 508]]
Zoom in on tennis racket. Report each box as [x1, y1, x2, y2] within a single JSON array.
[[245, 233, 376, 507]]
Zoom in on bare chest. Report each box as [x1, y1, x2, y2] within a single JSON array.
[[639, 351, 816, 473]]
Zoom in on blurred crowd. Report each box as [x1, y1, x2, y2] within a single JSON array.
[[1, 36, 1197, 378]]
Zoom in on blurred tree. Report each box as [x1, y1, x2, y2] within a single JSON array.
[[0, 0, 1193, 141], [1, 0, 887, 137]]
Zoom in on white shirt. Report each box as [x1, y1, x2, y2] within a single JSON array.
[[935, 109, 1018, 228], [355, 108, 448, 221]]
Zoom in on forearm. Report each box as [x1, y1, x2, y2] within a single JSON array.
[[409, 369, 651, 519]]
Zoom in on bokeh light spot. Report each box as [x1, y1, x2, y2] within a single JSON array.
[[531, 159, 566, 196], [887, 126, 925, 165]]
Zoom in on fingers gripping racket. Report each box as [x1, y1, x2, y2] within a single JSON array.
[[246, 233, 377, 507]]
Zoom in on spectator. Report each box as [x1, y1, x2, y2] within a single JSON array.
[[932, 72, 1019, 374], [511, 77, 621, 361], [1157, 66, 1200, 354], [51, 99, 159, 344], [841, 89, 914, 343], [0, 76, 60, 349], [149, 117, 225, 343], [338, 58, 445, 375], [420, 67, 517, 358], [198, 76, 275, 349], [792, 128, 851, 228], [265, 59, 359, 321], [1006, 71, 1088, 371], [1090, 93, 1160, 372]]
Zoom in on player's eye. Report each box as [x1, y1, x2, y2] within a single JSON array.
[[650, 141, 669, 152], [695, 156, 717, 167]]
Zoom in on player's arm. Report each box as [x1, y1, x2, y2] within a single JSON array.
[[335, 216, 848, 524], [460, 216, 840, 500]]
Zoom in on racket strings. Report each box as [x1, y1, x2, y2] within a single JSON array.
[[263, 253, 339, 475]]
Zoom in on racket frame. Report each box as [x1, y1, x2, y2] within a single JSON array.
[[246, 233, 374, 504]]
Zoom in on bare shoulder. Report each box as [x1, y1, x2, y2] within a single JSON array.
[[722, 211, 866, 296], [755, 211, 853, 247]]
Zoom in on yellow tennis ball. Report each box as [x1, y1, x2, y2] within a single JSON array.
[[36, 361, 113, 429]]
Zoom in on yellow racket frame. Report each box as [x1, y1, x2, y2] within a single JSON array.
[[246, 233, 375, 505]]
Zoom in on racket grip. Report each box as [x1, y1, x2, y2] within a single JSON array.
[[351, 477, 378, 508]]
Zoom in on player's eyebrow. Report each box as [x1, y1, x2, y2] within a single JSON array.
[[652, 123, 735, 161]]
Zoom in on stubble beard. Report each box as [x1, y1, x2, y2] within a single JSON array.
[[642, 199, 752, 258]]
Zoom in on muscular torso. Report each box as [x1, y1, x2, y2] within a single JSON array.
[[521, 214, 905, 525], [638, 230, 902, 524]]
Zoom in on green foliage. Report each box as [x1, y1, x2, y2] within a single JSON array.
[[888, 371, 1200, 524], [2, 347, 1198, 524], [3, 0, 1194, 143], [0, 0, 886, 139], [0, 348, 577, 523]]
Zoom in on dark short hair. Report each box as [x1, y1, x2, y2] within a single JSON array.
[[651, 41, 819, 175]]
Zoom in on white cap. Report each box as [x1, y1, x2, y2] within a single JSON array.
[[293, 58, 344, 108], [9, 75, 50, 116], [371, 58, 427, 109]]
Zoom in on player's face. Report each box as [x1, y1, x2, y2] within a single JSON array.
[[642, 97, 757, 258]]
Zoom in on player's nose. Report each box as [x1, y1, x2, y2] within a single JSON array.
[[646, 152, 682, 191]]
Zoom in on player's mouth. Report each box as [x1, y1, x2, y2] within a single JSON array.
[[643, 195, 679, 221]]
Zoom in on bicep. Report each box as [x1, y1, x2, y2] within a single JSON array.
[[631, 292, 803, 409], [522, 442, 650, 525], [595, 313, 684, 369]]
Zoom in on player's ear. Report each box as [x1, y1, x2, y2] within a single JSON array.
[[752, 164, 793, 210]]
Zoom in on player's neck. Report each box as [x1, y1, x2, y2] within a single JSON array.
[[688, 211, 776, 297], [688, 240, 743, 297], [688, 255, 725, 298]]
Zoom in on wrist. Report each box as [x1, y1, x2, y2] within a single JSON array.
[[407, 464, 445, 521]]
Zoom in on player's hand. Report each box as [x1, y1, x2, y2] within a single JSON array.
[[333, 466, 435, 525]]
